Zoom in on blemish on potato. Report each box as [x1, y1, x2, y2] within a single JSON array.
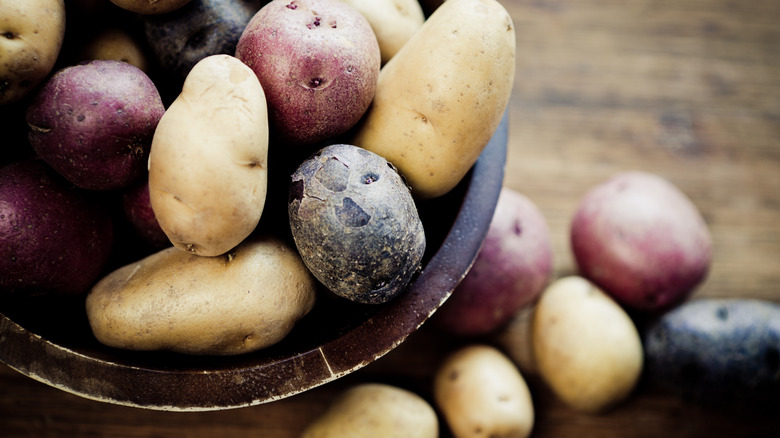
[[315, 157, 349, 192], [335, 197, 370, 227]]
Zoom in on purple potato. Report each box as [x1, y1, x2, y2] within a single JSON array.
[[0, 159, 114, 296], [26, 60, 165, 191], [122, 179, 171, 249]]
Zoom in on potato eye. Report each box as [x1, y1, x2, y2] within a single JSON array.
[[362, 173, 379, 184]]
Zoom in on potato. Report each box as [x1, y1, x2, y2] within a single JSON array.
[[532, 276, 644, 413], [122, 178, 171, 249], [85, 235, 316, 355], [235, 0, 381, 147], [351, 0, 515, 199], [434, 344, 534, 438], [300, 383, 438, 438], [109, 0, 192, 15], [644, 298, 780, 411], [26, 60, 165, 191], [80, 28, 150, 73], [0, 0, 66, 105], [338, 0, 425, 64], [433, 188, 553, 336], [288, 144, 425, 304], [0, 159, 114, 296], [142, 0, 262, 84], [570, 171, 713, 311], [148, 54, 268, 257]]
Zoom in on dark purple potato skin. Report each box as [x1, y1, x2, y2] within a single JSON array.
[[122, 179, 171, 249], [26, 60, 165, 191], [236, 0, 380, 147], [643, 298, 780, 411], [0, 159, 114, 296], [143, 0, 266, 85], [288, 144, 425, 304], [433, 188, 553, 336]]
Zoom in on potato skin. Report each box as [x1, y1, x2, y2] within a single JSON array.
[[434, 344, 534, 438], [532, 276, 644, 413], [86, 235, 317, 355], [301, 383, 438, 438], [338, 0, 424, 64], [0, 159, 114, 296], [109, 0, 192, 15], [433, 188, 553, 336], [288, 144, 425, 304], [0, 0, 66, 105], [351, 0, 516, 199], [26, 60, 165, 191], [236, 0, 381, 147], [80, 28, 150, 73], [148, 54, 269, 257], [571, 171, 713, 311], [644, 298, 780, 411]]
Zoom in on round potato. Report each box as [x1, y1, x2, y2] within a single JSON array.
[[532, 276, 644, 413], [0, 0, 66, 105], [148, 54, 269, 257], [338, 0, 425, 64], [301, 383, 438, 438], [288, 144, 425, 304], [86, 235, 317, 355], [434, 344, 535, 438], [80, 28, 150, 73]]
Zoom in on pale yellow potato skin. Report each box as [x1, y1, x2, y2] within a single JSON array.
[[80, 28, 150, 73], [109, 0, 191, 15], [85, 235, 317, 356], [531, 276, 644, 413], [301, 383, 438, 438], [149, 54, 269, 257], [338, 0, 425, 64], [0, 0, 65, 105], [351, 0, 515, 199], [434, 344, 534, 438]]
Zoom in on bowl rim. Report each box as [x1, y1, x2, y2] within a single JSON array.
[[0, 112, 508, 411]]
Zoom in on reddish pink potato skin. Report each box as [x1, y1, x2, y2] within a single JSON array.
[[0, 159, 114, 296], [571, 171, 713, 312], [122, 179, 171, 249], [26, 60, 165, 191], [434, 188, 553, 336], [235, 0, 380, 147]]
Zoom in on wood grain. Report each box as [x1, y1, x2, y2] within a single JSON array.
[[2, 0, 780, 436]]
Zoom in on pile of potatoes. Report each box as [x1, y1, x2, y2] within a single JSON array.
[[1, 0, 515, 355]]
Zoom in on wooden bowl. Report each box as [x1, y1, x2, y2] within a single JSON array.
[[0, 111, 508, 411]]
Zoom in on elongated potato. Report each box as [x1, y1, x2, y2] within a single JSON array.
[[434, 345, 534, 438], [338, 0, 425, 64], [86, 235, 317, 356], [351, 0, 515, 199], [149, 54, 269, 256], [532, 276, 644, 413], [301, 383, 438, 438]]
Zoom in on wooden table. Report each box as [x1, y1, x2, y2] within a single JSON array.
[[2, 0, 780, 436]]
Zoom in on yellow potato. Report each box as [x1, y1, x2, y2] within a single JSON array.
[[434, 344, 534, 438], [351, 0, 515, 199], [80, 28, 150, 73], [0, 0, 65, 105], [338, 0, 425, 64], [301, 383, 438, 438], [85, 235, 317, 356], [109, 0, 191, 14], [149, 54, 269, 257], [531, 276, 644, 413]]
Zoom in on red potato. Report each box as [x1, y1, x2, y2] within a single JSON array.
[[0, 159, 114, 296], [122, 179, 171, 249], [433, 188, 553, 336], [26, 60, 165, 191], [571, 171, 713, 312], [235, 0, 380, 148]]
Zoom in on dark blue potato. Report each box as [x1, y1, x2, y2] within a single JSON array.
[[142, 0, 266, 83], [644, 298, 780, 411], [288, 144, 426, 305]]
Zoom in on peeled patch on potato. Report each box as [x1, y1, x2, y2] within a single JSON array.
[[149, 54, 269, 257], [288, 144, 425, 304], [532, 276, 644, 414], [351, 0, 516, 199], [86, 235, 317, 356], [301, 383, 439, 438]]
